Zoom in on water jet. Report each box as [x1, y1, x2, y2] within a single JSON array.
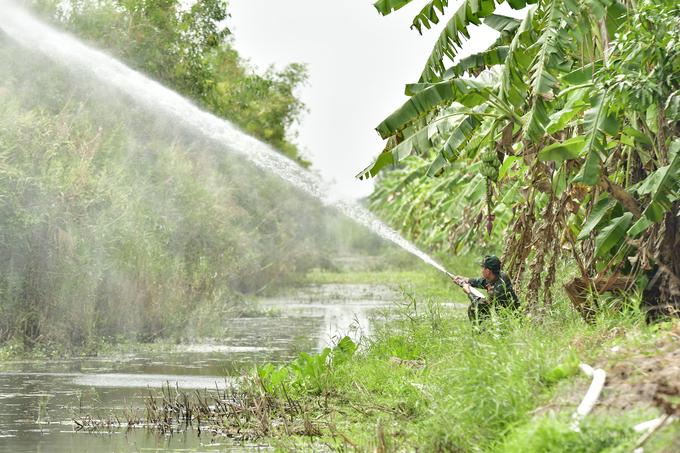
[[0, 1, 472, 287]]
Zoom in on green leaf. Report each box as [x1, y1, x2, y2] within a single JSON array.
[[498, 155, 521, 179], [334, 336, 357, 355], [411, 0, 454, 32], [668, 138, 680, 164], [665, 90, 680, 121], [373, 0, 416, 16], [427, 152, 450, 177], [585, 0, 608, 20], [356, 151, 393, 180], [442, 46, 509, 79], [627, 216, 654, 236], [642, 201, 666, 223], [546, 90, 588, 134], [580, 89, 610, 185], [581, 146, 602, 186], [506, 0, 527, 9], [561, 63, 601, 85], [441, 113, 483, 160], [417, 0, 498, 83], [546, 362, 577, 383], [462, 173, 486, 200], [577, 194, 615, 241], [594, 212, 634, 258], [524, 0, 574, 141], [601, 112, 621, 137], [538, 136, 586, 161], [623, 126, 652, 147], [498, 6, 536, 108], [605, 1, 628, 37], [483, 14, 522, 34], [364, 106, 487, 179], [645, 104, 659, 134], [636, 140, 680, 221], [552, 164, 567, 194], [376, 78, 491, 139], [637, 166, 672, 196]]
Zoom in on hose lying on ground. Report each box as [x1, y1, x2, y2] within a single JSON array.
[[570, 363, 606, 431], [570, 363, 677, 450], [633, 415, 676, 432]]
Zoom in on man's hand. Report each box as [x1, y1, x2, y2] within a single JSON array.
[[461, 283, 471, 294]]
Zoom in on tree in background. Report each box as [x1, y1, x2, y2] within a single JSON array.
[[360, 0, 680, 318], [32, 0, 310, 166]]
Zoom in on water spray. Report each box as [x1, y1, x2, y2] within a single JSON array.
[[0, 3, 485, 302]]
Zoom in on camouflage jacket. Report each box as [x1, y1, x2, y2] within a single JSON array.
[[468, 271, 519, 310]]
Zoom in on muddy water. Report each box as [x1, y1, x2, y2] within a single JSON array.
[[0, 284, 397, 452]]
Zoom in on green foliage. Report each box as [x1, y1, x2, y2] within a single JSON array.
[[320, 279, 652, 451], [0, 37, 327, 351], [497, 413, 638, 453], [256, 336, 357, 396], [31, 0, 310, 165], [544, 350, 580, 383], [40, 0, 230, 99], [361, 0, 680, 311]]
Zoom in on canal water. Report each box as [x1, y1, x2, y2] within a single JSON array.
[[0, 284, 397, 452]]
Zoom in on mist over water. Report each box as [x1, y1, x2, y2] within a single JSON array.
[[0, 1, 449, 275]]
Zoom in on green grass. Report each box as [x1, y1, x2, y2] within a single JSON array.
[[257, 261, 677, 452], [497, 412, 641, 453]]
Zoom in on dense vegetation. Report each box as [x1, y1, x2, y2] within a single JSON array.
[[361, 0, 680, 319], [0, 0, 374, 353], [254, 265, 680, 452], [33, 0, 310, 165], [33, 0, 309, 166]]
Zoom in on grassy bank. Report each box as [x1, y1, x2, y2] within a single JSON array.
[[251, 261, 679, 452]]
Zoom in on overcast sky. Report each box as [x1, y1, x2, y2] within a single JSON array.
[[226, 1, 515, 200]]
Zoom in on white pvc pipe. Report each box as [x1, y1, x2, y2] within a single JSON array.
[[633, 415, 676, 432], [570, 364, 606, 431], [576, 364, 607, 416]]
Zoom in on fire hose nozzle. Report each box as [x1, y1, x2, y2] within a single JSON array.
[[443, 269, 485, 299], [445, 271, 461, 284]]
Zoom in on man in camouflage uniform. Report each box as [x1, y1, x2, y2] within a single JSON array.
[[453, 254, 519, 324]]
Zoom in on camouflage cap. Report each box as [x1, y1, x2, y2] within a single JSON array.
[[475, 254, 501, 273]]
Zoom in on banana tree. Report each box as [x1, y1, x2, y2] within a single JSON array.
[[359, 0, 680, 317]]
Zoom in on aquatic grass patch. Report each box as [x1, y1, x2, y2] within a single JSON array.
[[70, 338, 360, 441], [256, 336, 358, 397]]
